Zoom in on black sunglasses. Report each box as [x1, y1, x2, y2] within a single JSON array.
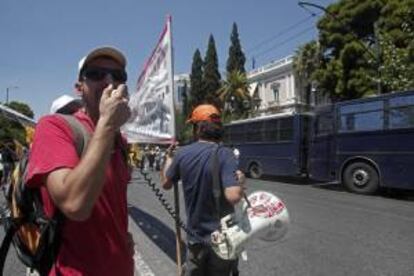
[[82, 67, 127, 82]]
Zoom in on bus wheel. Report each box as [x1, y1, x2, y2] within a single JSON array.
[[249, 163, 262, 179], [343, 162, 379, 195]]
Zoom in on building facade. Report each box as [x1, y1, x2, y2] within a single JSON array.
[[247, 55, 327, 116], [173, 73, 190, 112]]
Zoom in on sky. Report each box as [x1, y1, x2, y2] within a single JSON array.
[[0, 0, 336, 119]]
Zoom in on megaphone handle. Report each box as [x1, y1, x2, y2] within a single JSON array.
[[244, 193, 252, 208]]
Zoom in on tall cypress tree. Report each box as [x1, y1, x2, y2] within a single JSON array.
[[189, 49, 204, 108], [226, 22, 246, 74], [203, 34, 221, 107]]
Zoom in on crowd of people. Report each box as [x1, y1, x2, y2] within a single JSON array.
[[128, 144, 167, 171], [1, 46, 245, 276]]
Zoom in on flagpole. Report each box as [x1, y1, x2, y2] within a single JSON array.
[[168, 15, 183, 276]]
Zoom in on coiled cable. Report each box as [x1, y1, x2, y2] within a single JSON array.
[[137, 167, 212, 247]]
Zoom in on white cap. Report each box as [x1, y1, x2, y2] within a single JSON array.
[[50, 95, 82, 114], [78, 46, 127, 80]]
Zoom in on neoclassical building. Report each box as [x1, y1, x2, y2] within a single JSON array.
[[247, 55, 329, 116], [174, 56, 329, 116]]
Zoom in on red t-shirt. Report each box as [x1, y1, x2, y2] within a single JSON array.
[[26, 111, 133, 276]]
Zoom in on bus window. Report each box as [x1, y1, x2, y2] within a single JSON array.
[[338, 101, 384, 132], [279, 117, 293, 141], [389, 94, 414, 129], [230, 124, 245, 143], [245, 121, 264, 142], [263, 119, 278, 142]]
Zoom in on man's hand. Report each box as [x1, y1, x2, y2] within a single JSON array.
[[99, 84, 131, 130], [236, 170, 246, 190]]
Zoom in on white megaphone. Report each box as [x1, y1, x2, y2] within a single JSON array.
[[211, 191, 290, 260]]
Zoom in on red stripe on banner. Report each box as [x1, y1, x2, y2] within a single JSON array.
[[136, 18, 170, 91]]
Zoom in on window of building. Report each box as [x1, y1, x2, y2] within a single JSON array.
[[271, 83, 280, 104]]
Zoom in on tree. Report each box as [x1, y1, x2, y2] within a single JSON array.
[[315, 0, 382, 100], [293, 40, 321, 107], [226, 22, 246, 74], [314, 0, 414, 101], [6, 101, 34, 118], [189, 49, 204, 108], [377, 0, 414, 91], [218, 70, 250, 121], [181, 82, 189, 118], [0, 114, 26, 146], [203, 34, 221, 108], [0, 101, 34, 146]]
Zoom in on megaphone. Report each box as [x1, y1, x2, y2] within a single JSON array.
[[211, 191, 289, 260]]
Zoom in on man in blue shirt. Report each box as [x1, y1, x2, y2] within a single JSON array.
[[161, 104, 245, 276]]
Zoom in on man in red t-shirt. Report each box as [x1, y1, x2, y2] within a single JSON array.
[[26, 46, 134, 275]]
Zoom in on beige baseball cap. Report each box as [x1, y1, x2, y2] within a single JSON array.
[[78, 46, 126, 80]]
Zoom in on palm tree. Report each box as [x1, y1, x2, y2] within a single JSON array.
[[218, 70, 251, 121], [293, 41, 321, 108]]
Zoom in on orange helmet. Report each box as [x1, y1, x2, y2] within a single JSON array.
[[186, 104, 221, 124]]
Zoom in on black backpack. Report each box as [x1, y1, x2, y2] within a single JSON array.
[[0, 114, 89, 276]]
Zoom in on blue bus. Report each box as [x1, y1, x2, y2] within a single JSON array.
[[223, 113, 312, 179], [224, 90, 414, 194], [310, 90, 414, 194]]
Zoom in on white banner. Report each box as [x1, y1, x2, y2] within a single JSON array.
[[122, 16, 176, 144]]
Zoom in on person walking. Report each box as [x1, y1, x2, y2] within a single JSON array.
[[161, 104, 245, 276], [26, 46, 134, 275]]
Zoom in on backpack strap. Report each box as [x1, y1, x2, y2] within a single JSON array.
[[211, 145, 222, 220], [57, 114, 90, 157], [211, 145, 235, 225]]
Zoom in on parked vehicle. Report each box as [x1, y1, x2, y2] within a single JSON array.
[[225, 90, 414, 194]]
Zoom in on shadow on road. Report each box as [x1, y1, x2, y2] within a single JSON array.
[[256, 175, 318, 185], [128, 206, 186, 263], [311, 183, 414, 201], [311, 182, 347, 192]]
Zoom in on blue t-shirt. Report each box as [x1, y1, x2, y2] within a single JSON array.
[[166, 141, 239, 243]]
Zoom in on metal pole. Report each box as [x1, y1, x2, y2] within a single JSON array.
[[5, 86, 18, 104], [167, 14, 183, 275], [173, 181, 183, 276]]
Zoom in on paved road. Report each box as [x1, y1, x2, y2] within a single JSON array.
[[127, 170, 414, 276], [1, 169, 414, 275]]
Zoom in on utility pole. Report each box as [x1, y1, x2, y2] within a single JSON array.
[[5, 86, 19, 104]]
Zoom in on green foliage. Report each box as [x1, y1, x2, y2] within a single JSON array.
[[218, 71, 250, 120], [175, 110, 193, 144], [377, 1, 414, 91], [0, 113, 26, 146], [293, 40, 321, 105], [181, 82, 189, 118], [6, 101, 34, 118], [203, 34, 221, 108], [189, 49, 204, 108], [0, 100, 34, 146], [313, 0, 414, 101], [226, 22, 246, 74]]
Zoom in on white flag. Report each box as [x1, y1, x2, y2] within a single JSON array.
[[122, 16, 175, 144]]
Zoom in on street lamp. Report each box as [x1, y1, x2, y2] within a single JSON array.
[[298, 1, 382, 95], [5, 86, 19, 104]]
